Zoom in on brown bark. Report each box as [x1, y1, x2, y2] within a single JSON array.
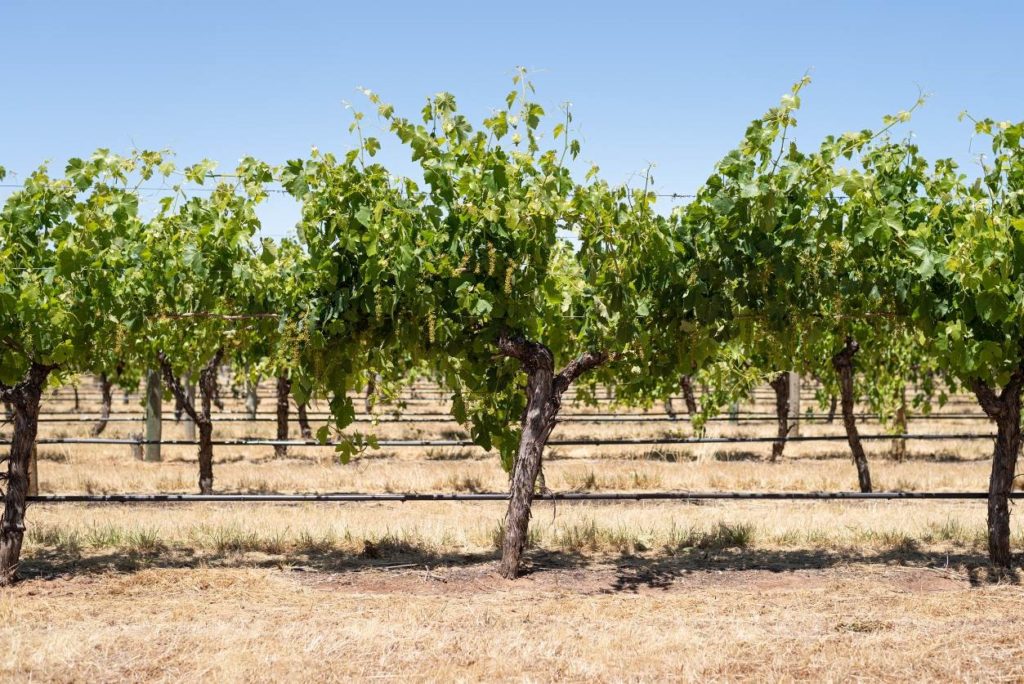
[[2, 400, 12, 422], [677, 375, 705, 436], [832, 337, 871, 492], [769, 373, 790, 462], [297, 403, 313, 439], [664, 397, 677, 420], [826, 394, 838, 424], [211, 382, 225, 411], [181, 378, 196, 442], [364, 374, 378, 414], [275, 375, 291, 458], [971, 371, 1024, 570], [27, 445, 38, 497], [680, 375, 699, 421], [497, 332, 606, 579], [91, 373, 114, 436], [0, 363, 51, 585], [173, 384, 185, 422], [160, 349, 222, 495]]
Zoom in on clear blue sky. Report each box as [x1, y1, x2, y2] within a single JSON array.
[[2, 0, 1023, 237]]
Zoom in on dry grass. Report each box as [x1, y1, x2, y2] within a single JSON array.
[[2, 378, 1021, 681]]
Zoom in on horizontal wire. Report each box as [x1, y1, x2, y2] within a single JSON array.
[[25, 491, 1023, 503], [7, 433, 999, 447]]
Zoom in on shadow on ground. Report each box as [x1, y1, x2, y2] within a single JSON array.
[[17, 541, 1018, 588]]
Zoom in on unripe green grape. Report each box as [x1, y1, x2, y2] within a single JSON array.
[[503, 265, 514, 294]]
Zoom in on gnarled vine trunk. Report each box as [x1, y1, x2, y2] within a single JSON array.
[[680, 375, 699, 419], [0, 363, 51, 585], [364, 373, 379, 414], [832, 337, 871, 492], [297, 403, 313, 439], [680, 375, 702, 436], [769, 373, 790, 462], [91, 373, 114, 436], [497, 332, 606, 579], [182, 378, 196, 442], [971, 372, 1024, 570], [826, 394, 838, 424], [276, 375, 291, 458], [160, 350, 223, 495]]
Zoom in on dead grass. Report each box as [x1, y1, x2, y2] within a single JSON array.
[[2, 378, 1020, 681]]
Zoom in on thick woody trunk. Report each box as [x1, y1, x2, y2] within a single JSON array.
[[182, 379, 196, 442], [769, 373, 790, 462], [364, 374, 379, 414], [892, 385, 908, 461], [826, 394, 838, 424], [211, 382, 225, 411], [297, 403, 313, 439], [680, 376, 700, 435], [497, 333, 606, 579], [832, 337, 871, 492], [275, 375, 290, 458], [0, 363, 50, 585], [27, 445, 38, 497], [499, 344, 557, 580], [664, 397, 677, 420], [91, 373, 114, 436], [160, 350, 222, 495], [971, 373, 1024, 570], [680, 375, 698, 418]]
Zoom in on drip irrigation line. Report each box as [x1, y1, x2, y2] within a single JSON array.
[[13, 433, 1000, 447], [28, 413, 992, 424], [25, 491, 1024, 503], [28, 410, 990, 421]]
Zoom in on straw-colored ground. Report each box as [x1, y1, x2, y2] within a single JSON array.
[[2, 378, 1022, 681]]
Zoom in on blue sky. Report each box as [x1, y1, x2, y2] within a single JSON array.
[[2, 1, 1023, 237]]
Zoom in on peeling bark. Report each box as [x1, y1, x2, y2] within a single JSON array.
[[769, 373, 790, 462], [91, 373, 113, 436], [297, 403, 313, 439], [831, 337, 871, 492], [497, 332, 606, 579], [0, 363, 51, 585], [971, 371, 1024, 570], [160, 350, 223, 495], [276, 375, 291, 458]]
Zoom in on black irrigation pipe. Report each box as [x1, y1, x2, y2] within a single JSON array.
[[27, 413, 994, 424], [28, 410, 992, 420], [12, 433, 1001, 447], [25, 491, 1024, 503]]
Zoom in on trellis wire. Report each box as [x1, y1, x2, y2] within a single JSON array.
[[9, 433, 1000, 447], [24, 491, 1023, 503]]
